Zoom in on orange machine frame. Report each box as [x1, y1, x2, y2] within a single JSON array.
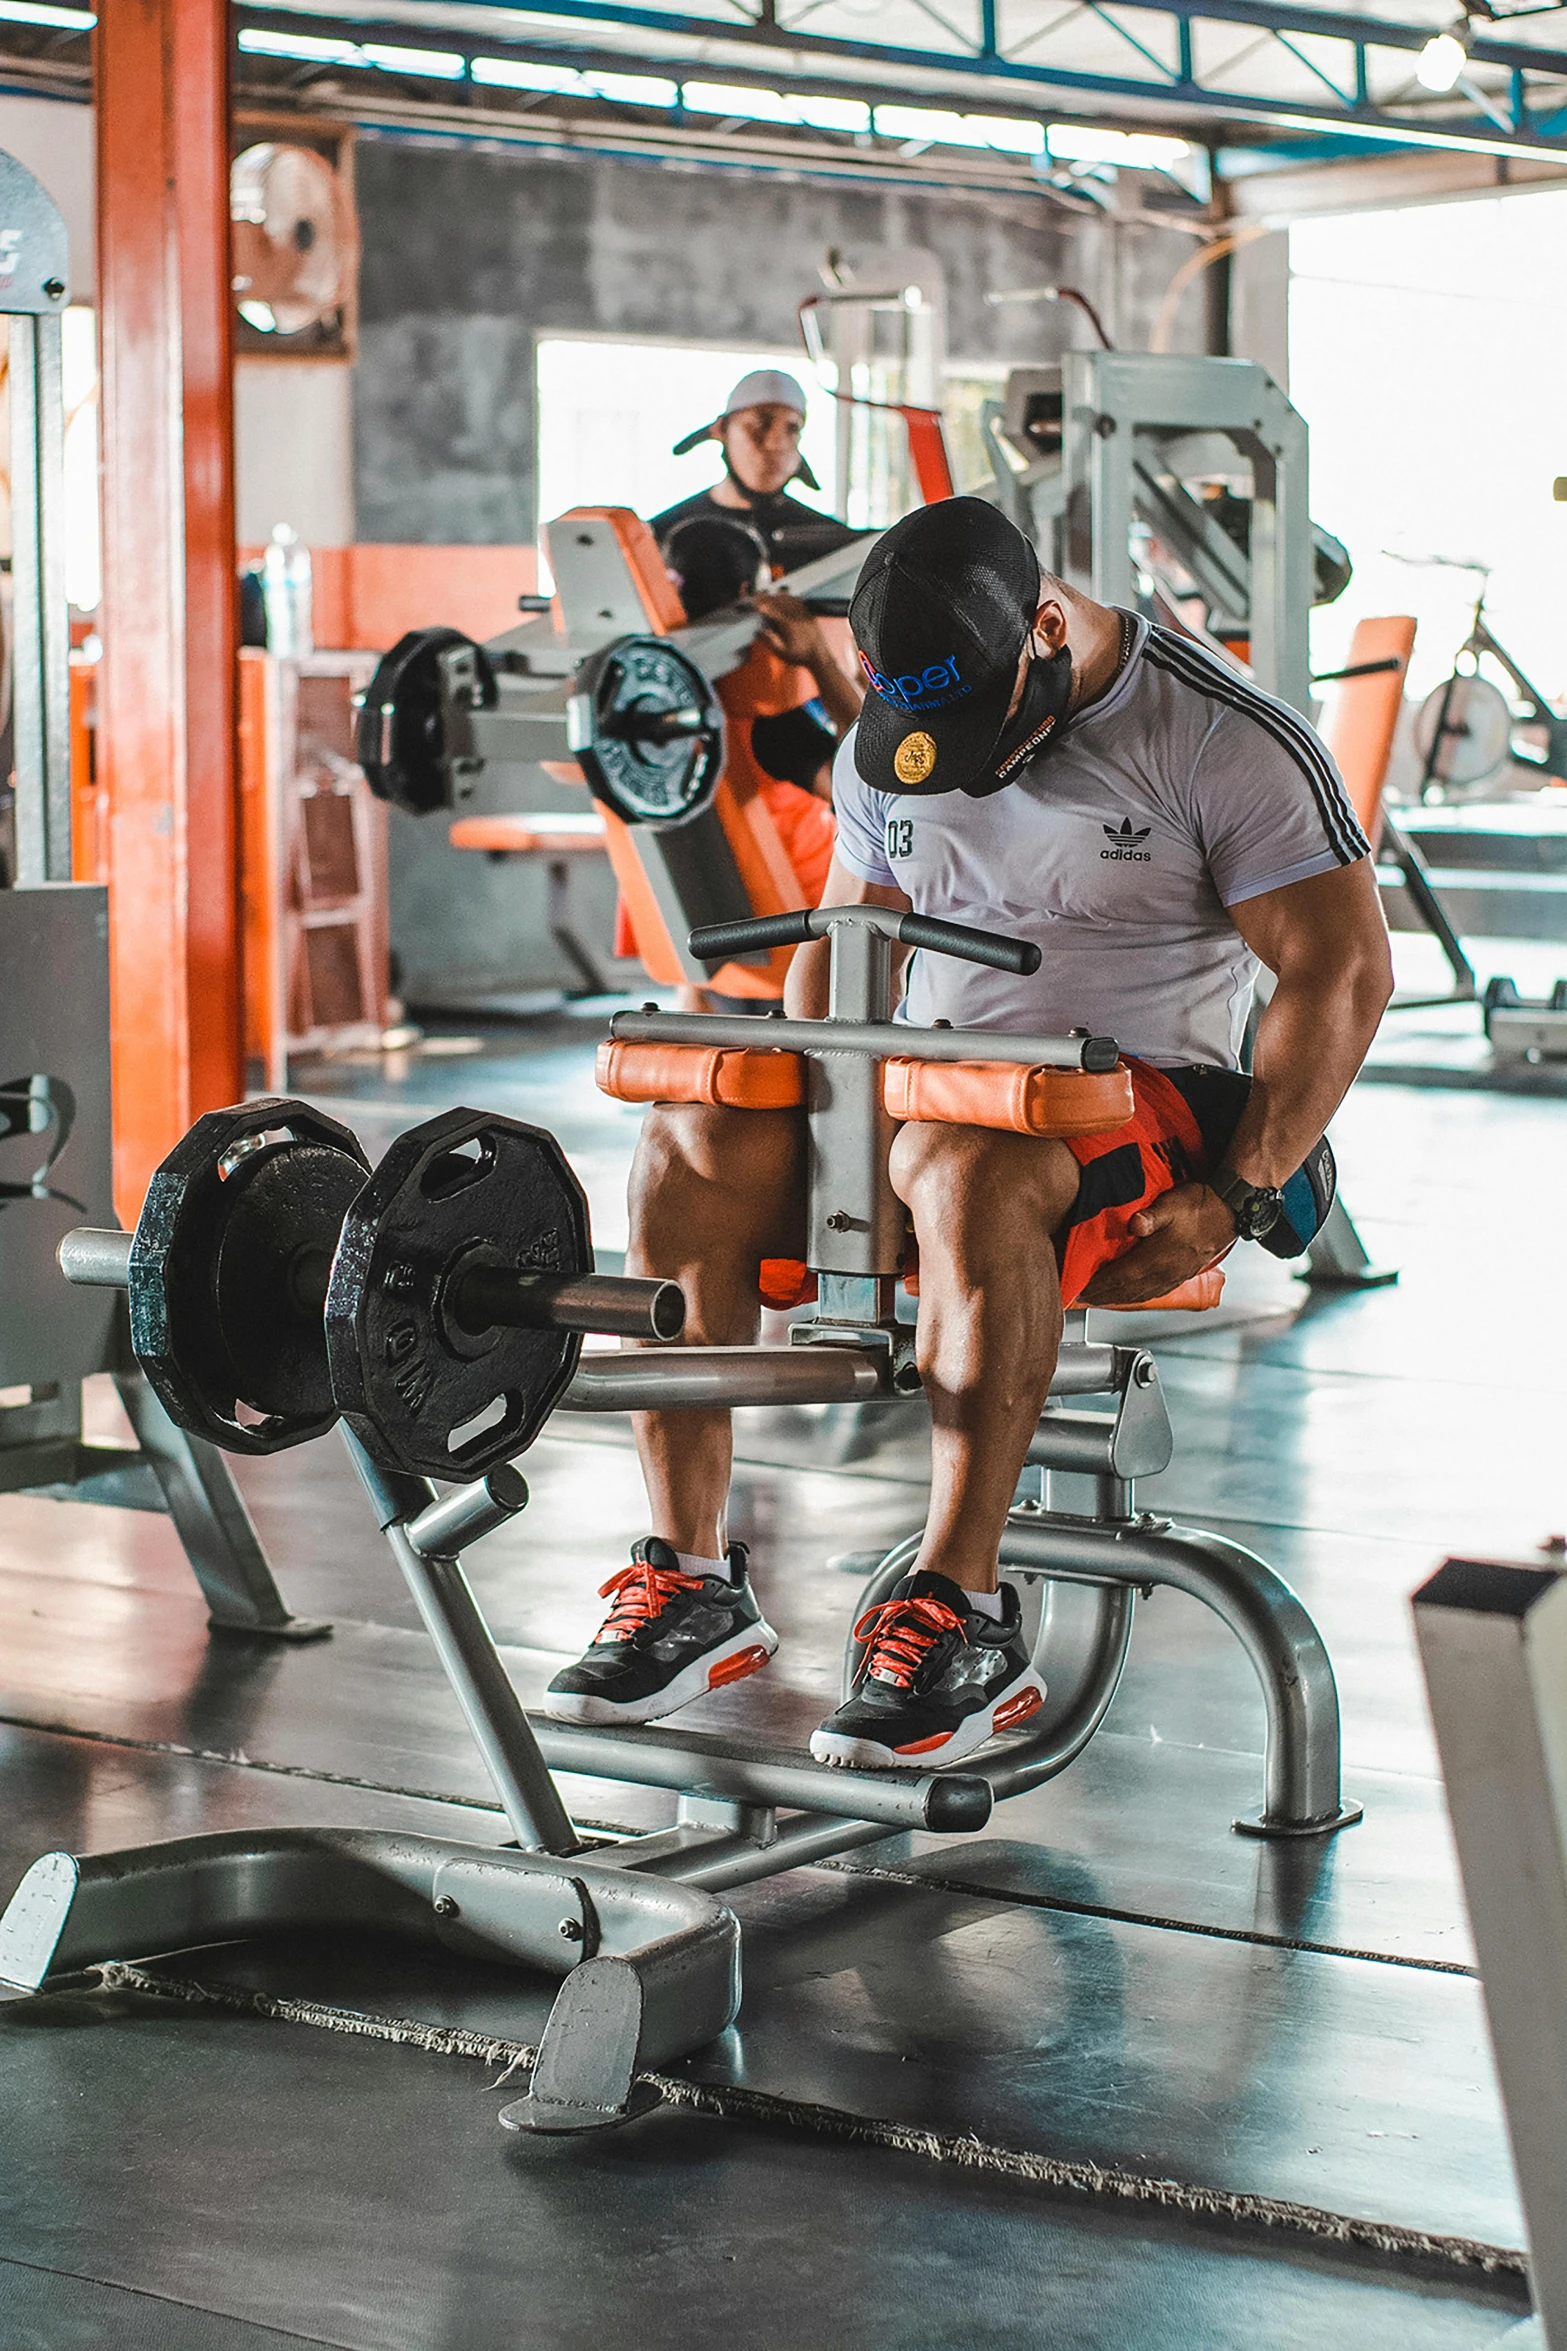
[[562, 507, 838, 999]]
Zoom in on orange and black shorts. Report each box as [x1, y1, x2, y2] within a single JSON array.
[[1058, 1058, 1335, 1306], [1057, 1058, 1214, 1308], [758, 1058, 1333, 1313]]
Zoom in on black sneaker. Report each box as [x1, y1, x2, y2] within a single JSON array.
[[810, 1570, 1046, 1770], [543, 1538, 778, 1726]]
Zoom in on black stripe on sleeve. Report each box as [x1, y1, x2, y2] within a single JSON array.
[[1142, 629, 1369, 867]]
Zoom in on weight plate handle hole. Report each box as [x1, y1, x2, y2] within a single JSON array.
[[448, 1393, 511, 1454], [217, 1128, 294, 1181], [420, 1135, 493, 1201]]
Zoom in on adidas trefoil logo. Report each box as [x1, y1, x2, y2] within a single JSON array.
[[1101, 816, 1152, 864]]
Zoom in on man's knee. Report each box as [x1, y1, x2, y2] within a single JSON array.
[[630, 1104, 803, 1248], [888, 1122, 1080, 1240]]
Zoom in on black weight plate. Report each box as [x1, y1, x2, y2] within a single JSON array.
[[129, 1099, 370, 1455], [356, 627, 495, 816], [574, 635, 723, 828], [324, 1108, 593, 1480]]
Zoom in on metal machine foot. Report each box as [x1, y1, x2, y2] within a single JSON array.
[[0, 1828, 743, 2128], [114, 1372, 330, 1639], [499, 1958, 674, 2134], [1300, 1197, 1399, 1292]]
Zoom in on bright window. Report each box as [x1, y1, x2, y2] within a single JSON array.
[[534, 335, 838, 582], [1291, 190, 1567, 704]]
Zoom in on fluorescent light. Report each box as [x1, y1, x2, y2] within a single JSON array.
[[362, 42, 465, 79], [238, 27, 363, 62], [471, 55, 676, 105], [239, 27, 464, 75], [1416, 29, 1468, 91], [1048, 123, 1190, 167], [588, 68, 677, 104], [0, 1, 93, 26], [681, 80, 870, 132], [792, 92, 872, 133], [684, 80, 798, 123], [471, 56, 581, 90], [874, 104, 1045, 155], [1259, 104, 1567, 163]]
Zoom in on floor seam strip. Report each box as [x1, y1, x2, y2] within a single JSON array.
[[0, 2245, 354, 2349], [92, 1962, 1529, 2289], [815, 1856, 1478, 1976], [0, 1712, 1469, 1976]]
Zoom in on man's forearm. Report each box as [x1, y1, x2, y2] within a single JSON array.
[[808, 652, 863, 738], [783, 937, 832, 1019], [1220, 961, 1390, 1190]]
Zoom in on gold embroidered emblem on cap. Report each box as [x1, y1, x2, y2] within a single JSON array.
[[894, 731, 937, 785]]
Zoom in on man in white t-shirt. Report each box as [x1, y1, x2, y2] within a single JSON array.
[[546, 498, 1393, 1770]]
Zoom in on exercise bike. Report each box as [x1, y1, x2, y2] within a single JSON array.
[[1394, 554, 1567, 801]]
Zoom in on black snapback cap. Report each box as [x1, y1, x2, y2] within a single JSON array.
[[850, 497, 1041, 795]]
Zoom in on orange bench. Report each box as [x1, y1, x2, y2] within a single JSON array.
[[596, 1039, 1226, 1312], [450, 811, 615, 998]]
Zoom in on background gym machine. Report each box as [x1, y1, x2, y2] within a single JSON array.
[[0, 150, 318, 1641]]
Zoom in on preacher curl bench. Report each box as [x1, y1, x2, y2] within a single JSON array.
[[0, 907, 1359, 2136]]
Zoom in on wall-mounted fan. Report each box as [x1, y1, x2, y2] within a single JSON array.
[[231, 141, 358, 347]]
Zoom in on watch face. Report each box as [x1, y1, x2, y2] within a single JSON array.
[[1240, 1188, 1284, 1240]]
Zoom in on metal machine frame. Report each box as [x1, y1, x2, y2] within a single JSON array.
[[0, 150, 319, 1641], [988, 349, 1313, 715], [2, 908, 1360, 2134]]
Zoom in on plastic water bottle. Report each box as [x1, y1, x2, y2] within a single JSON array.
[[261, 524, 314, 657]]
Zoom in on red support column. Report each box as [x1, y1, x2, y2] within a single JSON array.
[[96, 0, 242, 1226]]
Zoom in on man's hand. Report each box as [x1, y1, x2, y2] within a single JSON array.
[[750, 590, 831, 670], [1078, 1183, 1234, 1307], [749, 592, 865, 737]]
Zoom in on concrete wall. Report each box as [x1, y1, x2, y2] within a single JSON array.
[[351, 138, 1201, 1003]]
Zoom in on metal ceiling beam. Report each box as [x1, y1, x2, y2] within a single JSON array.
[[243, 0, 1567, 154]]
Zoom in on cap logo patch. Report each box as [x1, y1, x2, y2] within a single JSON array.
[[859, 653, 970, 712], [894, 732, 938, 786]]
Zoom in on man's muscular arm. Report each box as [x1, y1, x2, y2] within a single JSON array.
[[1082, 858, 1394, 1306], [783, 856, 910, 1020]]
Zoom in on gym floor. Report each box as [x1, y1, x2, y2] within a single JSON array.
[[0, 1005, 1556, 2350]]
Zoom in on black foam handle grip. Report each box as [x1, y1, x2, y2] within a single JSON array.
[[896, 914, 1041, 977], [688, 911, 817, 962]]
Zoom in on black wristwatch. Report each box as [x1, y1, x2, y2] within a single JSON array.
[[1209, 1164, 1285, 1243]]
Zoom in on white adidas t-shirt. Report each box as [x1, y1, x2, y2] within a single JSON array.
[[831, 615, 1369, 1070]]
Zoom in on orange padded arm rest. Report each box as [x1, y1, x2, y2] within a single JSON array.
[[883, 1058, 1134, 1139], [596, 1039, 806, 1110]]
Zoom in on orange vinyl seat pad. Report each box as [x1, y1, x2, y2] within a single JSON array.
[[596, 1039, 806, 1111], [882, 1057, 1135, 1139]]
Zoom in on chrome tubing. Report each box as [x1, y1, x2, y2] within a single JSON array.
[[999, 1513, 1357, 1833], [560, 1344, 886, 1412], [58, 1226, 131, 1287], [0, 1829, 742, 2067], [626, 1811, 914, 1893], [345, 1430, 582, 1857], [532, 1716, 992, 1835], [609, 1007, 1114, 1072], [559, 1341, 1120, 1416]]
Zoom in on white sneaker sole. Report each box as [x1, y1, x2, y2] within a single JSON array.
[[808, 1671, 1048, 1772], [542, 1619, 779, 1727]]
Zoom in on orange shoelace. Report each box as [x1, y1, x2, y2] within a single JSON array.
[[852, 1594, 967, 1691], [594, 1558, 703, 1643]]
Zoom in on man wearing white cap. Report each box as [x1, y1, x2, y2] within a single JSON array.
[[653, 366, 861, 581], [650, 367, 866, 906]]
